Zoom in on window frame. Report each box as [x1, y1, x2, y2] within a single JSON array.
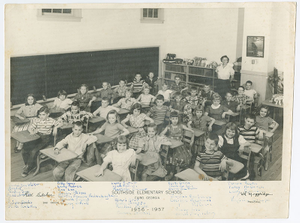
[[140, 8, 164, 24], [37, 9, 82, 22]]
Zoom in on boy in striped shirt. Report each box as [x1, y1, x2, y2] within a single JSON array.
[[147, 94, 169, 124], [238, 114, 260, 143], [21, 106, 60, 177], [194, 133, 226, 181]]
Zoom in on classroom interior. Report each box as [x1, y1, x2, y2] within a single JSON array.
[[8, 5, 291, 182]]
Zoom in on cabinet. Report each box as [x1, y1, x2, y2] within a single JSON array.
[[162, 62, 217, 90]]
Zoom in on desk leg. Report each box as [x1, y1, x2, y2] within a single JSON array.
[[33, 152, 41, 176]]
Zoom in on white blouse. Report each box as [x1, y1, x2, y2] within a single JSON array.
[[216, 63, 235, 80]]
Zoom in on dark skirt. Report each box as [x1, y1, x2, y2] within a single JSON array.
[[216, 79, 231, 99]]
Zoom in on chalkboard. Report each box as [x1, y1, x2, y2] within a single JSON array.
[[11, 47, 159, 105]]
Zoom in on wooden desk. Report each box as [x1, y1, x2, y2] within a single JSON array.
[[33, 147, 79, 176], [226, 158, 244, 174], [40, 147, 78, 163], [192, 128, 205, 138], [11, 116, 31, 124], [144, 120, 164, 126], [60, 123, 73, 130], [89, 116, 105, 124], [265, 131, 274, 138], [49, 108, 65, 115], [175, 168, 217, 181], [76, 165, 122, 181], [214, 120, 227, 126], [249, 143, 263, 154], [127, 126, 139, 134], [11, 131, 40, 143], [141, 104, 150, 109], [118, 108, 130, 115], [261, 99, 283, 120], [136, 154, 157, 166], [168, 138, 184, 149], [95, 134, 113, 144]]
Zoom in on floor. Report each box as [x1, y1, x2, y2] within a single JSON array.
[[10, 127, 283, 182]]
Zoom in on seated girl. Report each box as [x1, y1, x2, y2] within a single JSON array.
[[194, 133, 226, 181], [160, 111, 194, 175], [121, 103, 154, 150], [256, 105, 279, 140], [52, 90, 73, 111], [218, 122, 251, 180], [94, 135, 136, 181], [13, 94, 42, 153], [91, 110, 129, 163], [137, 123, 172, 181]]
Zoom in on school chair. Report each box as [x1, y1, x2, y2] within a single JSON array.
[[129, 159, 140, 181], [235, 146, 252, 180], [135, 153, 159, 181], [222, 158, 245, 181], [261, 131, 274, 171], [175, 168, 218, 181], [76, 165, 122, 181]]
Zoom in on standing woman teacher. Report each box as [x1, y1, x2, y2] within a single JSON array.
[[215, 55, 235, 98]]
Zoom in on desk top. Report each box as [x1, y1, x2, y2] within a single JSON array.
[[11, 116, 31, 124], [144, 120, 164, 126], [76, 165, 122, 181], [168, 138, 184, 149], [261, 99, 283, 109], [127, 126, 139, 134], [175, 168, 217, 181], [249, 143, 263, 153], [214, 120, 227, 126], [95, 134, 113, 144], [192, 128, 205, 137], [118, 108, 130, 115], [89, 116, 105, 124], [265, 131, 274, 138], [60, 123, 73, 130], [11, 131, 40, 143], [49, 108, 65, 114], [41, 147, 78, 163], [141, 104, 150, 109], [226, 158, 244, 174], [136, 154, 157, 166]]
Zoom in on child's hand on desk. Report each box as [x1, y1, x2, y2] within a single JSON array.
[[221, 113, 226, 119], [135, 148, 142, 154], [94, 168, 103, 177], [18, 116, 25, 120], [29, 130, 37, 135]]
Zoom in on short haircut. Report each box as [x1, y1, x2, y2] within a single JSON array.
[[80, 84, 89, 90], [106, 110, 120, 122], [245, 114, 256, 121], [130, 103, 142, 114], [207, 132, 219, 145], [116, 135, 128, 145], [143, 86, 150, 92], [71, 101, 80, 108], [246, 80, 253, 85], [57, 90, 67, 98], [25, 94, 37, 105], [73, 121, 83, 128], [194, 106, 204, 113], [175, 75, 182, 80], [220, 55, 230, 62], [125, 89, 133, 95], [102, 97, 109, 102], [259, 105, 270, 116], [37, 106, 49, 116], [156, 94, 164, 101], [238, 86, 245, 91], [135, 73, 141, 76], [225, 91, 233, 96], [145, 123, 157, 133], [212, 93, 222, 101], [170, 111, 179, 118]]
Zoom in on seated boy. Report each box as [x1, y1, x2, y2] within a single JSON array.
[[53, 121, 97, 181], [237, 114, 260, 143], [147, 94, 169, 124], [233, 86, 252, 106], [93, 97, 120, 119], [221, 92, 240, 113], [185, 86, 203, 109], [194, 133, 226, 181]]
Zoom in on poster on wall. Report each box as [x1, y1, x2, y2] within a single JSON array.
[[5, 2, 296, 221], [246, 36, 265, 58]]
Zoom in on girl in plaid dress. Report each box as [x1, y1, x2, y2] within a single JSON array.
[[189, 106, 215, 154], [121, 103, 154, 150]]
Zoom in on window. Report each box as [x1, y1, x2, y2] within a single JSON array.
[[37, 9, 82, 22], [141, 8, 164, 24]]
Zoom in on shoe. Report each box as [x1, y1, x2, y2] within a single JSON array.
[[21, 166, 29, 177], [14, 147, 21, 153]]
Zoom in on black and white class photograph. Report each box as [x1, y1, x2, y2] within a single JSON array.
[[7, 5, 290, 183]]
